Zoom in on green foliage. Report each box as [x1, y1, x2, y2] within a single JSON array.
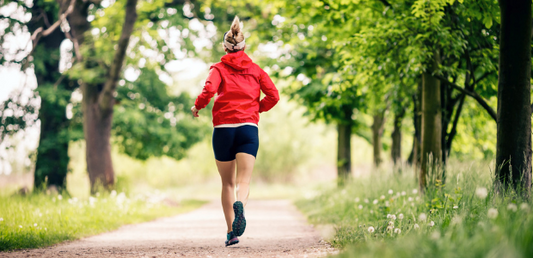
[[0, 192, 206, 251], [297, 160, 533, 257], [113, 68, 207, 160]]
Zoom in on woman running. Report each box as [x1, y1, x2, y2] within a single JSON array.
[[191, 16, 279, 247]]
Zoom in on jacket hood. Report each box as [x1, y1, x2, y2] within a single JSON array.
[[221, 51, 252, 70]]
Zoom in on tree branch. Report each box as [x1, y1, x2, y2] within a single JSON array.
[[99, 0, 138, 112], [435, 75, 497, 121], [22, 0, 76, 70]]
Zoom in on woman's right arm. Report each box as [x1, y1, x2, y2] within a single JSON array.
[[194, 68, 222, 112]]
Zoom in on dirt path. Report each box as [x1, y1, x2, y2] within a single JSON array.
[[4, 200, 336, 257]]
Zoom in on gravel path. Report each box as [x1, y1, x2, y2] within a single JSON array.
[[4, 200, 336, 257]]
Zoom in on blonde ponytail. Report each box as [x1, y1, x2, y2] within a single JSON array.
[[224, 16, 245, 51]]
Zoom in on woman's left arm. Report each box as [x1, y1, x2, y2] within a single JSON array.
[[258, 69, 280, 113]]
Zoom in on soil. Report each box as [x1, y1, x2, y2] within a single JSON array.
[[3, 199, 337, 257]]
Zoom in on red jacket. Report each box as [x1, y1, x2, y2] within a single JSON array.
[[194, 51, 280, 126]]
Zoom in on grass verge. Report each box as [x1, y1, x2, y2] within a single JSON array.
[[0, 191, 206, 251], [296, 161, 533, 257]]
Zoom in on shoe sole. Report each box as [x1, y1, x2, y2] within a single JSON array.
[[225, 238, 239, 247], [232, 201, 246, 236]]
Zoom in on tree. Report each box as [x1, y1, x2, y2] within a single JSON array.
[[495, 0, 532, 194]]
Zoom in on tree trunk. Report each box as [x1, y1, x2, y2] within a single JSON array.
[[372, 112, 386, 168], [408, 82, 422, 166], [337, 123, 351, 186], [420, 50, 442, 192], [495, 0, 532, 194], [82, 84, 115, 192], [68, 0, 138, 193], [391, 108, 404, 168], [29, 1, 72, 191]]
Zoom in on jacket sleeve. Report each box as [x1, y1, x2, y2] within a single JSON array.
[[194, 68, 222, 110], [258, 69, 280, 113]]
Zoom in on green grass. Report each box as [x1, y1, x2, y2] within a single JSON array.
[[296, 161, 533, 258], [0, 191, 206, 251]]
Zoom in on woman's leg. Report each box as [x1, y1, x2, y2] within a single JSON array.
[[235, 153, 256, 207], [216, 159, 236, 233]]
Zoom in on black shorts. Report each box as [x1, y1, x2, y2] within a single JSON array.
[[212, 125, 259, 161]]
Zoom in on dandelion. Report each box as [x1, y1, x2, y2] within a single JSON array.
[[380, 195, 385, 200], [388, 189, 393, 195], [385, 201, 390, 207], [364, 199, 369, 203], [418, 213, 427, 221], [475, 187, 488, 199], [34, 223, 37, 227], [394, 228, 401, 234], [358, 205, 363, 209], [412, 189, 418, 194], [388, 221, 394, 226], [429, 221, 435, 227], [355, 197, 360, 203], [0, 218, 3, 222], [414, 224, 420, 230], [401, 191, 406, 196], [386, 225, 394, 231], [507, 203, 517, 212], [110, 190, 117, 198], [368, 226, 375, 233], [391, 215, 397, 220], [19, 225, 22, 228], [408, 197, 413, 202], [520, 203, 529, 211], [57, 195, 63, 200], [398, 214, 404, 220], [373, 199, 378, 205], [45, 228, 47, 231], [453, 205, 459, 209], [387, 214, 392, 219], [488, 208, 498, 219]]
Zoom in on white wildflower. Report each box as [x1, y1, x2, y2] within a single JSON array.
[[19, 225, 22, 228], [391, 214, 397, 220], [520, 203, 529, 211], [385, 201, 390, 207], [89, 197, 97, 206], [370, 210, 374, 214], [57, 195, 63, 200], [358, 205, 363, 209], [387, 214, 392, 219], [380, 195, 386, 200], [110, 190, 117, 198], [488, 208, 498, 219], [411, 203, 415, 207], [418, 213, 427, 221], [428, 221, 435, 227], [45, 228, 47, 231], [414, 224, 420, 230], [398, 214, 404, 220], [364, 198, 369, 203], [475, 187, 488, 199], [0, 218, 3, 222], [394, 228, 401, 234], [415, 196, 420, 201], [401, 191, 406, 196], [373, 199, 378, 205], [355, 197, 360, 203], [412, 189, 418, 194], [430, 231, 440, 240], [408, 197, 413, 202], [453, 205, 459, 209], [388, 221, 394, 227], [507, 203, 517, 212], [368, 226, 375, 233], [386, 225, 394, 231], [388, 189, 393, 195], [34, 223, 37, 227]]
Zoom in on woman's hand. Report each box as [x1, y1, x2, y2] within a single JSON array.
[[191, 106, 199, 117]]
